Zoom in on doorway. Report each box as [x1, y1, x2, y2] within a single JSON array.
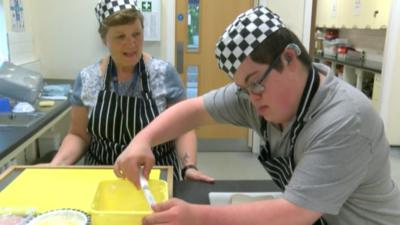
[[175, 0, 254, 151]]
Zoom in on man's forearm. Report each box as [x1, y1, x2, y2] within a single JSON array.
[[176, 130, 197, 166], [194, 198, 321, 225], [137, 97, 213, 147]]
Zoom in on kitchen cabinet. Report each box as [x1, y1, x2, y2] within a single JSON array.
[[316, 0, 391, 29]]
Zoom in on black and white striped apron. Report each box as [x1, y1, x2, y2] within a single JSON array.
[[258, 66, 327, 225], [85, 56, 181, 180]]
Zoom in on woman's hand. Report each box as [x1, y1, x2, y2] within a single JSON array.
[[143, 198, 199, 225], [184, 168, 214, 183], [113, 140, 155, 188]]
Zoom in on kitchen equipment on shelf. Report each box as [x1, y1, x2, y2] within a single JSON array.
[[0, 61, 43, 104]]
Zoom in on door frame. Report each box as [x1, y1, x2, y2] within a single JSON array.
[[164, 0, 177, 65]]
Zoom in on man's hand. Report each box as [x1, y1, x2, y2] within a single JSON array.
[[113, 140, 155, 188], [143, 198, 198, 225]]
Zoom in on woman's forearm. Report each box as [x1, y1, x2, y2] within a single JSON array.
[[50, 133, 89, 165]]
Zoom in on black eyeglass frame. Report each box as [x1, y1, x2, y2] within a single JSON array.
[[236, 53, 282, 97]]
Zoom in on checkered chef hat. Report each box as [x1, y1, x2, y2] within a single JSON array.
[[215, 6, 285, 78], [95, 0, 137, 23]]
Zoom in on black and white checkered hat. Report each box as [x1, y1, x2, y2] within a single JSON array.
[[215, 6, 285, 78], [95, 0, 137, 23]]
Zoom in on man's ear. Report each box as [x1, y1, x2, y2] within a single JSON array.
[[283, 43, 301, 65], [285, 43, 301, 56], [285, 53, 292, 64]]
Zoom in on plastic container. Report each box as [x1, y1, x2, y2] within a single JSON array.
[[0, 97, 11, 112], [91, 179, 168, 225], [0, 207, 35, 225], [0, 61, 43, 103]]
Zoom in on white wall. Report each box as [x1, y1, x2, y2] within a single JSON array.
[[30, 0, 105, 79], [3, 0, 34, 33], [3, 0, 174, 79], [2, 0, 38, 69], [0, 2, 8, 62], [4, 0, 306, 79], [258, 0, 307, 45]]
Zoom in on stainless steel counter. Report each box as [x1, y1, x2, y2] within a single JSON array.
[[0, 100, 70, 167], [0, 79, 73, 168]]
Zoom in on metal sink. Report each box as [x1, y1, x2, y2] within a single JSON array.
[[0, 112, 45, 127]]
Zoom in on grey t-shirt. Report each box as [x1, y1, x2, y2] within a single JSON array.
[[203, 63, 400, 224]]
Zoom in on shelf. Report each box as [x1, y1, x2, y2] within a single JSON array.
[[315, 55, 382, 74]]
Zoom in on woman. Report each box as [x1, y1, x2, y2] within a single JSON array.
[[50, 0, 213, 182]]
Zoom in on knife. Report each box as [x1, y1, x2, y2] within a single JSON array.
[[140, 173, 156, 207]]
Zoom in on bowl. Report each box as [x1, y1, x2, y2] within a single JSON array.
[[25, 209, 89, 225], [90, 179, 168, 225]]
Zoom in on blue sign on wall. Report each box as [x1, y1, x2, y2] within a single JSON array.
[[10, 0, 25, 32]]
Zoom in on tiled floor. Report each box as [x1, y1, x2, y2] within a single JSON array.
[[197, 151, 270, 180], [198, 147, 400, 187]]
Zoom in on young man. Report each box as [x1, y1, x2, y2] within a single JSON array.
[[114, 6, 400, 225]]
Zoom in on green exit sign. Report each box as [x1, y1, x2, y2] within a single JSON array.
[[141, 1, 152, 12]]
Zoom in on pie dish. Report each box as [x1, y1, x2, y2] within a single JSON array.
[[26, 209, 89, 225]]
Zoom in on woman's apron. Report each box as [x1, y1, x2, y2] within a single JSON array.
[[258, 66, 328, 225], [85, 56, 181, 180]]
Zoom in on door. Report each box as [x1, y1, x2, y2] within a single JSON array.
[[175, 0, 254, 150]]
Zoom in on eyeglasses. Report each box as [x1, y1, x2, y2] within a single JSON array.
[[236, 54, 282, 97]]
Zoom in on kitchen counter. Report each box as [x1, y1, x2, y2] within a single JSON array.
[[0, 100, 70, 161], [0, 80, 72, 168], [174, 180, 280, 204], [315, 55, 382, 74]]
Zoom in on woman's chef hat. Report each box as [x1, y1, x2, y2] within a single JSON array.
[[95, 0, 137, 23], [215, 6, 285, 78]]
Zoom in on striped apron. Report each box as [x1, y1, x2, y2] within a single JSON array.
[[258, 66, 328, 225], [85, 56, 181, 180]]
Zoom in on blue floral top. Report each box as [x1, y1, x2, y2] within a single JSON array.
[[70, 57, 186, 115]]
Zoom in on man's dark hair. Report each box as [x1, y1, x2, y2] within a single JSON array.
[[250, 27, 312, 72]]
